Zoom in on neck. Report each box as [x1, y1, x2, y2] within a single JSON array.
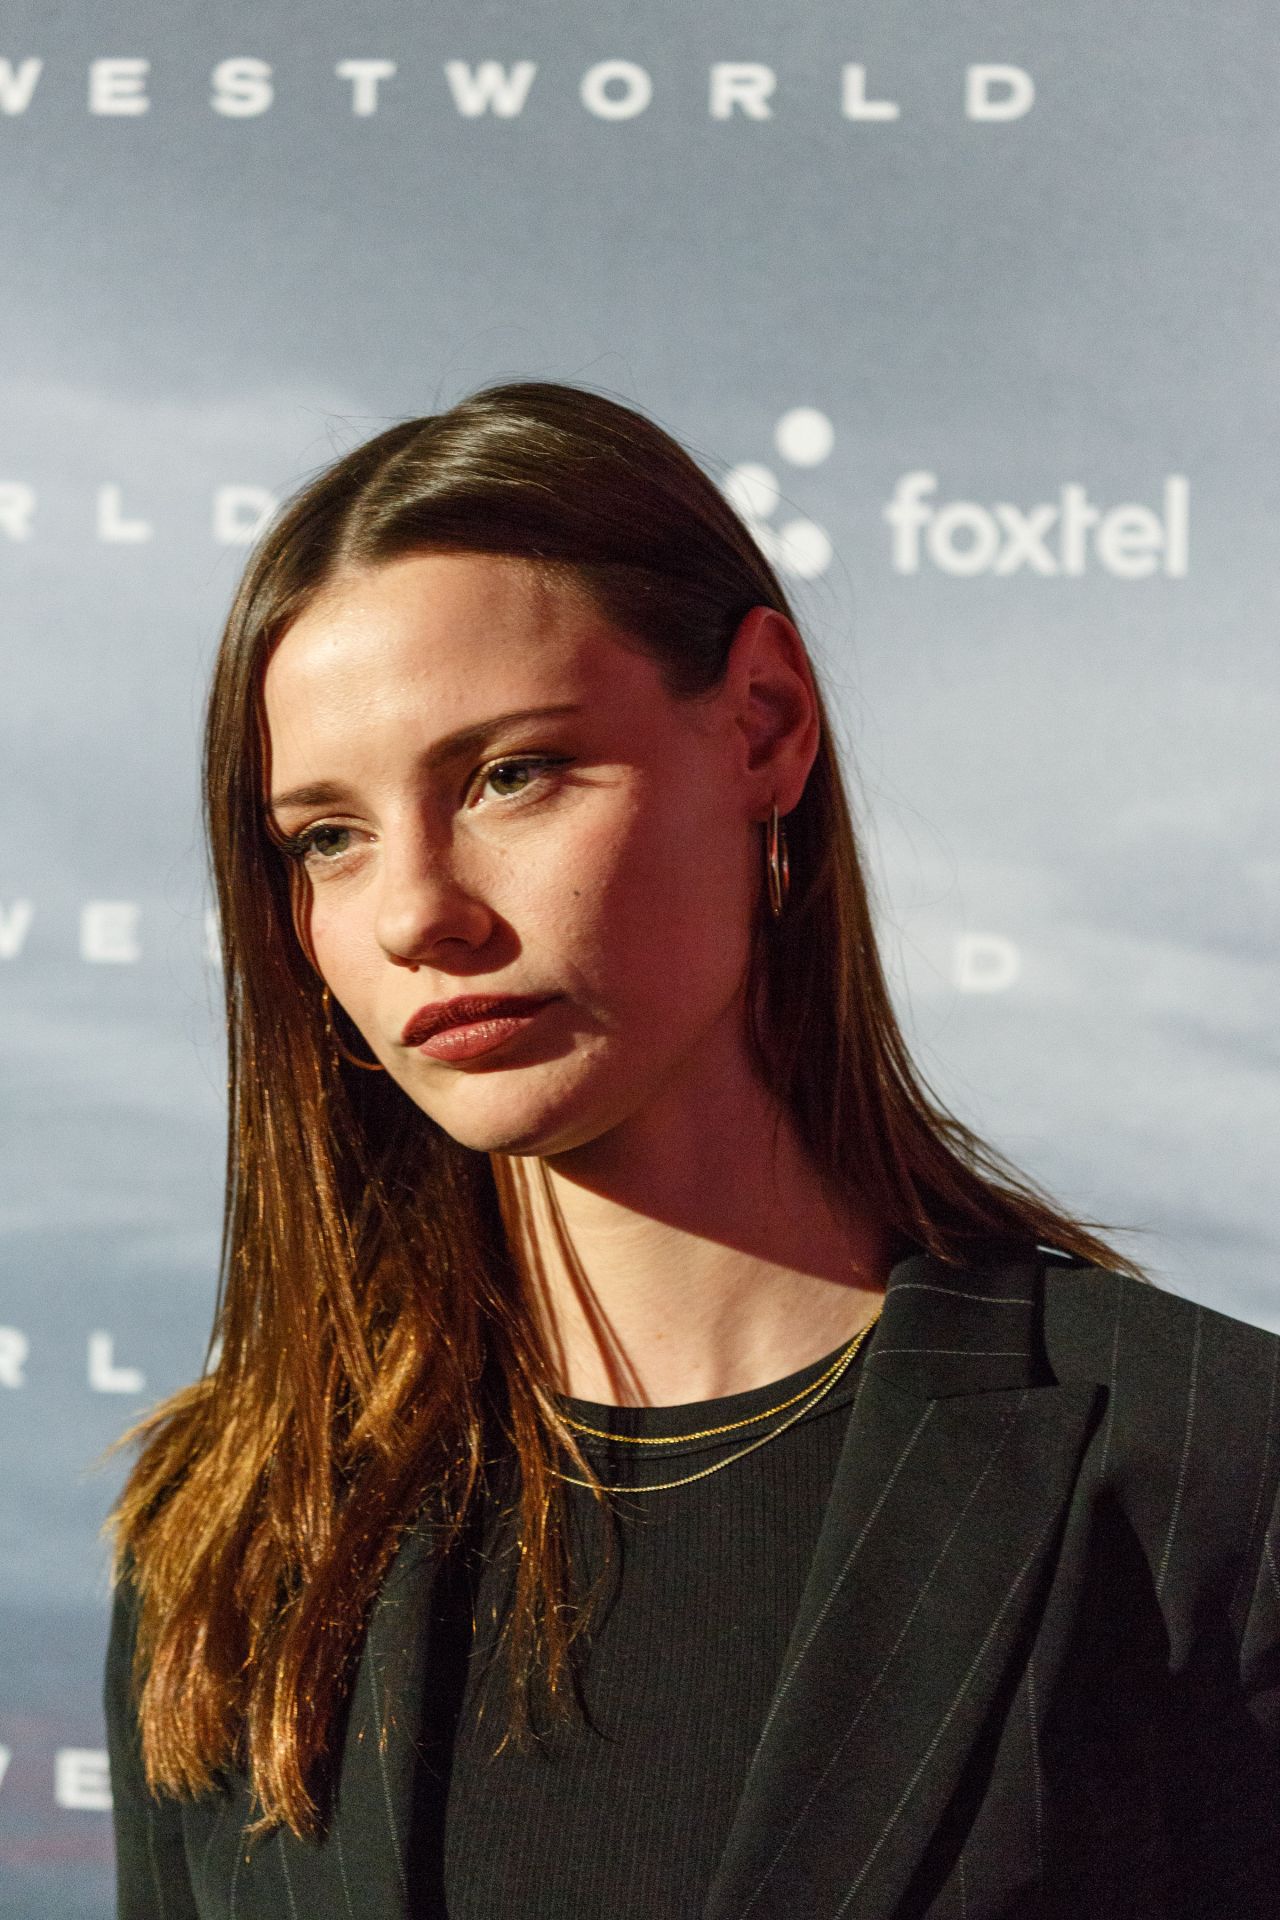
[[494, 1059, 894, 1408]]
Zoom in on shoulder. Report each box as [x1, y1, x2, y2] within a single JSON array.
[[1041, 1252, 1280, 1417], [103, 1558, 142, 1725], [1039, 1254, 1280, 1590]]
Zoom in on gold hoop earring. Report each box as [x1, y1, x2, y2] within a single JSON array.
[[766, 803, 790, 920], [321, 985, 386, 1072]]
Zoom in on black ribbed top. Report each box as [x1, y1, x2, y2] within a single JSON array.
[[436, 1333, 869, 1919]]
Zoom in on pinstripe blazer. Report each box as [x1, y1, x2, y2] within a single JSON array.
[[105, 1247, 1280, 1918]]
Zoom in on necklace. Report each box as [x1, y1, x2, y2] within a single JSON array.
[[562, 1326, 864, 1447], [555, 1310, 880, 1496]]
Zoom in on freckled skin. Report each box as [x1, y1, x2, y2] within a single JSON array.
[[264, 550, 892, 1404], [263, 552, 803, 1169]]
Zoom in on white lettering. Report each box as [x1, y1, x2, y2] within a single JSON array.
[[80, 902, 141, 964], [55, 1749, 112, 1811], [580, 60, 651, 120], [443, 60, 536, 118], [966, 63, 1034, 122], [992, 502, 1059, 576], [883, 471, 936, 572], [89, 58, 150, 116], [88, 1333, 145, 1395], [96, 485, 153, 545], [709, 63, 776, 121], [886, 475, 1189, 578], [1096, 503, 1163, 579], [0, 482, 36, 540], [1060, 483, 1100, 576], [841, 64, 900, 122], [0, 899, 34, 958], [0, 57, 42, 115], [211, 57, 273, 118], [956, 933, 1021, 993], [213, 485, 276, 546], [336, 58, 397, 117], [0, 1328, 29, 1389], [1164, 474, 1189, 577], [928, 501, 1000, 576]]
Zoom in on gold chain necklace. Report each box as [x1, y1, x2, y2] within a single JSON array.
[[562, 1324, 865, 1447], [555, 1310, 880, 1496]]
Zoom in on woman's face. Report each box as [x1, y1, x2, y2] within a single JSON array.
[[262, 551, 806, 1162]]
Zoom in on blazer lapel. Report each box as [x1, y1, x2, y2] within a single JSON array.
[[703, 1250, 1103, 1920]]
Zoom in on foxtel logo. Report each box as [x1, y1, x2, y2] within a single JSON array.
[[884, 474, 1188, 578]]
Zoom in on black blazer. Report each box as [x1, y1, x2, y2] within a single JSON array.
[[105, 1248, 1280, 1918]]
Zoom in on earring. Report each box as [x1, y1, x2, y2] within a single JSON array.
[[321, 985, 386, 1072], [766, 803, 790, 920]]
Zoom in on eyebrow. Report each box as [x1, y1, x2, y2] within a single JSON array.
[[268, 703, 587, 815]]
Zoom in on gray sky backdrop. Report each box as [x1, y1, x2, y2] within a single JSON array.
[[1, 3, 1277, 1911]]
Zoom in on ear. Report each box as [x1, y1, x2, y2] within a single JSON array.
[[724, 606, 821, 818]]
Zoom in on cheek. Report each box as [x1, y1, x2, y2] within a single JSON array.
[[306, 892, 377, 1004], [549, 797, 755, 1008]]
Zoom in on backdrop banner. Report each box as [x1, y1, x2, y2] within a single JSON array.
[[1, 3, 1276, 1912]]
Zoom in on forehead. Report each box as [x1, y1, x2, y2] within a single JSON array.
[[265, 551, 618, 712], [259, 554, 679, 793]]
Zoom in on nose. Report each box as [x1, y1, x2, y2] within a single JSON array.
[[373, 824, 495, 970]]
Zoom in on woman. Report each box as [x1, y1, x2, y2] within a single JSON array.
[[104, 381, 1280, 1919]]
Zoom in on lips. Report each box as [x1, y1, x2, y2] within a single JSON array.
[[400, 995, 556, 1047]]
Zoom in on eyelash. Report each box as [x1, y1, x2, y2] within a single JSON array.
[[278, 754, 572, 868]]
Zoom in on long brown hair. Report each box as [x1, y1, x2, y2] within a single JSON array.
[[106, 379, 1146, 1840]]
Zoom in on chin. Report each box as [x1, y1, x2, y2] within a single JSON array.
[[397, 1078, 606, 1161]]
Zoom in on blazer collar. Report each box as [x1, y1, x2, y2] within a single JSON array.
[[701, 1246, 1103, 1920], [356, 1247, 1102, 1920]]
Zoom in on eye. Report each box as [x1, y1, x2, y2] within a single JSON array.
[[473, 754, 570, 805], [282, 823, 354, 867]]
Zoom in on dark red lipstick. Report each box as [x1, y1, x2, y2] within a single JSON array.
[[401, 994, 558, 1062]]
